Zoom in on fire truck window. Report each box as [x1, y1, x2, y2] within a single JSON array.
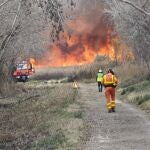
[[17, 64, 28, 70]]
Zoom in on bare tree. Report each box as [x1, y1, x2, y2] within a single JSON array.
[[0, 0, 69, 94], [104, 0, 150, 73]]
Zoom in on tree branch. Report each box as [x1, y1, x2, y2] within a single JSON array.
[[142, 0, 149, 9], [50, 0, 63, 23], [119, 0, 150, 16], [0, 0, 10, 8], [0, 0, 21, 60]]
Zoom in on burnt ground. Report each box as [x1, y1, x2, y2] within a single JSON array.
[[78, 83, 150, 150]]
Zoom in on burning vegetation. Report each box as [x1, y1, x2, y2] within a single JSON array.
[[35, 5, 132, 67]]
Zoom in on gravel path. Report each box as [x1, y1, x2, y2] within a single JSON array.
[[78, 83, 150, 150]]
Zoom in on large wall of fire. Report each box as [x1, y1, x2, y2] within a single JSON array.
[[36, 1, 131, 67]]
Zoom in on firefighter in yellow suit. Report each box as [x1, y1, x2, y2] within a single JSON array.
[[102, 69, 118, 113]]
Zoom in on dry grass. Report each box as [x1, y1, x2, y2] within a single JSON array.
[[0, 82, 83, 149], [126, 91, 150, 112], [0, 56, 115, 149], [0, 80, 22, 97], [32, 58, 149, 86], [115, 61, 150, 112], [32, 56, 111, 81], [114, 62, 149, 87]]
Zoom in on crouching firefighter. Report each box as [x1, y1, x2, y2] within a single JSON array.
[[102, 69, 118, 113], [96, 69, 104, 92]]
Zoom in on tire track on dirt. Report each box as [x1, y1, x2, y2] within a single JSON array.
[[78, 83, 150, 150]]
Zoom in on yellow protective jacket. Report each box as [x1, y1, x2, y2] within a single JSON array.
[[96, 72, 104, 82], [102, 73, 118, 87]]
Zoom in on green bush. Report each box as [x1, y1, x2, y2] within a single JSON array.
[[121, 89, 126, 95]]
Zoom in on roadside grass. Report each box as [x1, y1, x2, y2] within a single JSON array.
[[121, 80, 150, 93], [127, 93, 150, 112], [119, 79, 150, 112], [114, 62, 149, 87], [134, 95, 150, 105], [121, 80, 150, 95], [140, 100, 150, 111], [0, 82, 83, 149], [117, 62, 150, 112]]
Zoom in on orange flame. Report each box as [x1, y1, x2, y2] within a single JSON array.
[[36, 34, 116, 67], [35, 17, 132, 67], [29, 58, 36, 66], [36, 47, 115, 67]]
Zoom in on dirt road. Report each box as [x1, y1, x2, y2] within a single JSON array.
[[78, 83, 150, 150]]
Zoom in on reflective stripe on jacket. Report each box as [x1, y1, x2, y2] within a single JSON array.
[[96, 73, 103, 82]]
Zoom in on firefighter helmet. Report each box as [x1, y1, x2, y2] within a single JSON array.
[[99, 69, 102, 73]]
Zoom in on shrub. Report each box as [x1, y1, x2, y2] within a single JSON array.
[[121, 89, 126, 95]]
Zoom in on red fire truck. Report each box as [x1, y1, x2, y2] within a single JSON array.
[[12, 60, 35, 82]]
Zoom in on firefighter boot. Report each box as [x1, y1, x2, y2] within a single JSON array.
[[107, 103, 112, 113], [111, 100, 116, 112], [112, 108, 115, 112]]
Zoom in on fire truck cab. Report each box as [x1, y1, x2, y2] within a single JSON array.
[[12, 61, 35, 82]]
